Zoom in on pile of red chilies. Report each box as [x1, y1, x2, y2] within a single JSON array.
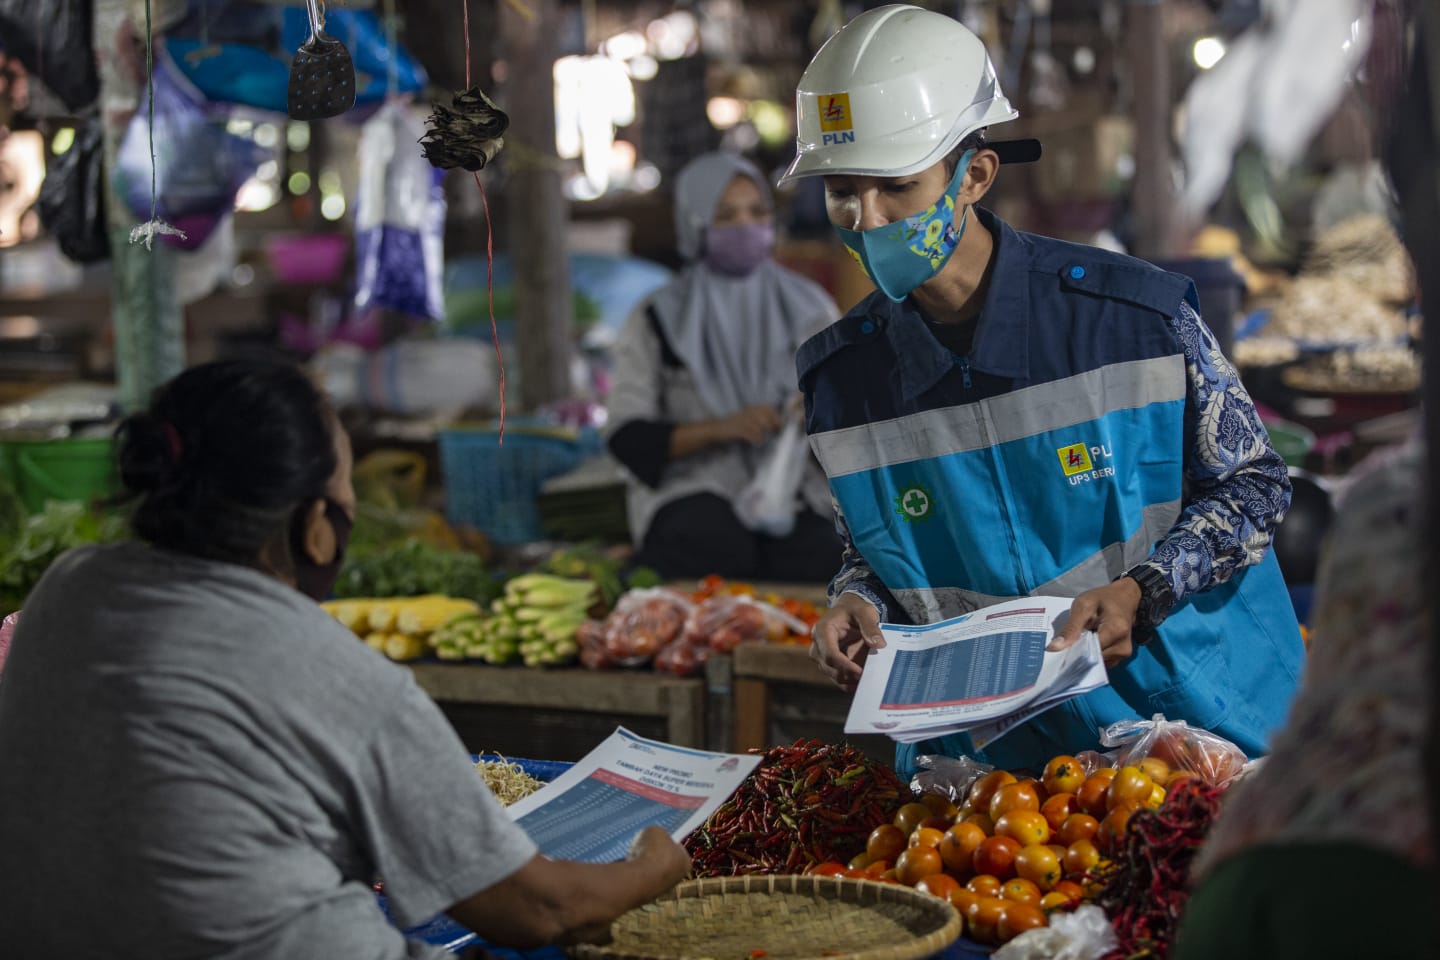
[[685, 739, 903, 877], [1095, 777, 1226, 959]]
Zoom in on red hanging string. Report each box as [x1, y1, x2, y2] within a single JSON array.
[[463, 0, 506, 443]]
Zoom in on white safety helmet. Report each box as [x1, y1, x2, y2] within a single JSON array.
[[779, 4, 1038, 184]]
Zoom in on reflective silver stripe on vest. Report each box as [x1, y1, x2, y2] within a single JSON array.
[[889, 499, 1183, 623], [811, 355, 1186, 478]]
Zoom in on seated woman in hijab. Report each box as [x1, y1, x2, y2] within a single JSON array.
[[0, 359, 690, 959], [607, 152, 842, 583]]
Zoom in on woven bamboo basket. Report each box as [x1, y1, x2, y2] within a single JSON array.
[[569, 874, 964, 960]]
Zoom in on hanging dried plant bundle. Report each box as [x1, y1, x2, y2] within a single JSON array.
[[419, 85, 509, 171]]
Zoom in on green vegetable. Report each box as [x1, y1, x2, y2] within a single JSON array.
[[334, 538, 501, 607], [0, 494, 127, 614]]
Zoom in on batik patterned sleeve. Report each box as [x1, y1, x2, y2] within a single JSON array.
[[827, 496, 899, 620], [1136, 299, 1292, 604]]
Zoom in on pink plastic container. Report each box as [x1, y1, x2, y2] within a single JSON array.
[[264, 233, 350, 286]]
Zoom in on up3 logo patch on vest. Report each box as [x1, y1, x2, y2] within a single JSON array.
[[817, 93, 855, 145]]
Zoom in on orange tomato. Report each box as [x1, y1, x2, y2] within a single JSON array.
[[1000, 877, 1042, 905], [1040, 891, 1073, 911], [965, 897, 1009, 945], [867, 824, 908, 864], [949, 887, 979, 918], [967, 874, 1003, 897], [962, 812, 996, 835], [865, 859, 891, 877], [997, 902, 1048, 942], [1098, 804, 1137, 854], [972, 835, 1022, 880], [939, 821, 987, 875], [848, 852, 872, 870], [1014, 844, 1062, 891], [1137, 756, 1171, 784], [894, 802, 935, 835], [919, 792, 960, 821], [1166, 768, 1200, 790], [809, 861, 848, 877], [841, 867, 869, 879], [1057, 813, 1101, 846], [1107, 766, 1155, 810], [1062, 839, 1101, 877], [989, 781, 1042, 822], [994, 810, 1051, 847], [1040, 793, 1079, 832], [1047, 844, 1069, 864], [916, 873, 962, 901], [895, 846, 944, 886], [968, 770, 1018, 811], [1053, 879, 1085, 901], [908, 827, 946, 850], [1077, 771, 1118, 818], [1042, 755, 1086, 795], [920, 815, 957, 833]]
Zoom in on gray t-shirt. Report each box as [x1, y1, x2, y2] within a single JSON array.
[[0, 541, 537, 959]]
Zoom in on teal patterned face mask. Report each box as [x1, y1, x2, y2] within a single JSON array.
[[834, 149, 974, 302]]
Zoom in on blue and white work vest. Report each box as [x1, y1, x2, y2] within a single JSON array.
[[797, 209, 1304, 775]]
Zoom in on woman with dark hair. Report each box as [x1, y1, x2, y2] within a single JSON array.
[[0, 359, 690, 959]]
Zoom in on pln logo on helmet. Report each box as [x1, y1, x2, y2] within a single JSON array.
[[817, 92, 855, 146]]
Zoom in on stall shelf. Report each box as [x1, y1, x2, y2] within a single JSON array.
[[730, 642, 893, 764], [407, 663, 708, 761]]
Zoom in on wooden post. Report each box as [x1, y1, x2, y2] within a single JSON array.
[[93, 0, 185, 412], [500, 0, 575, 410], [1127, 0, 1178, 260]]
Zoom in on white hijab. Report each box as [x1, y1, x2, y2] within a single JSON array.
[[648, 152, 835, 417]]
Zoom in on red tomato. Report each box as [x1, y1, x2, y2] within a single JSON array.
[[1077, 771, 1118, 818], [1040, 793, 1080, 832], [997, 902, 1048, 942], [1053, 879, 1086, 901], [809, 862, 848, 877], [972, 835, 1022, 880], [965, 897, 1008, 945], [1098, 804, 1137, 854], [916, 873, 962, 901], [1057, 813, 1101, 846]]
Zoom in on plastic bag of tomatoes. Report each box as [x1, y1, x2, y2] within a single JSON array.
[[1099, 714, 1248, 788]]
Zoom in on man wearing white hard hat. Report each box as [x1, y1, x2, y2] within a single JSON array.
[[792, 5, 1303, 776]]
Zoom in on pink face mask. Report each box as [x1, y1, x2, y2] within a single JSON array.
[[703, 223, 775, 277]]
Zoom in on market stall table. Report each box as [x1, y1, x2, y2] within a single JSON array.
[[407, 663, 708, 760]]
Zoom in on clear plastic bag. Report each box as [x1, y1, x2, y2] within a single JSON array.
[[734, 417, 809, 538], [652, 637, 710, 677], [601, 587, 693, 667], [1099, 713, 1248, 788], [909, 753, 994, 805], [992, 904, 1118, 960], [353, 101, 446, 321], [681, 594, 807, 654]]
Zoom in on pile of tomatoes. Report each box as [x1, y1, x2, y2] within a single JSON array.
[[808, 752, 1199, 946]]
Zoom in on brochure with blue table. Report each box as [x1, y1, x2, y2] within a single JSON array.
[[844, 596, 1107, 751]]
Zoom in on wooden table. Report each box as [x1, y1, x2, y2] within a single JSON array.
[[408, 663, 707, 761], [730, 643, 894, 764]]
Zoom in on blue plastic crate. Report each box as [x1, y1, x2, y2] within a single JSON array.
[[438, 428, 596, 544]]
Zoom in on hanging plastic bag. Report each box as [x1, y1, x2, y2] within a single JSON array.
[[734, 417, 809, 538], [1099, 713, 1248, 788], [353, 101, 446, 321], [0, 0, 97, 111], [36, 116, 110, 264], [114, 53, 268, 249]]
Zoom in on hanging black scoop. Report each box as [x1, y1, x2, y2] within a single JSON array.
[[286, 0, 356, 121]]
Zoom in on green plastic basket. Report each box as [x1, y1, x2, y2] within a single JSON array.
[[0, 437, 118, 513], [1263, 419, 1315, 469]]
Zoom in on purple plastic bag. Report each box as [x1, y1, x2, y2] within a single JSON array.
[[353, 102, 446, 321]]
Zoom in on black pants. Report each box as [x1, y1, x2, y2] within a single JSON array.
[[638, 493, 843, 584]]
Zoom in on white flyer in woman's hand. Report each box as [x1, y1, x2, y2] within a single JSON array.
[[844, 596, 1107, 746]]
